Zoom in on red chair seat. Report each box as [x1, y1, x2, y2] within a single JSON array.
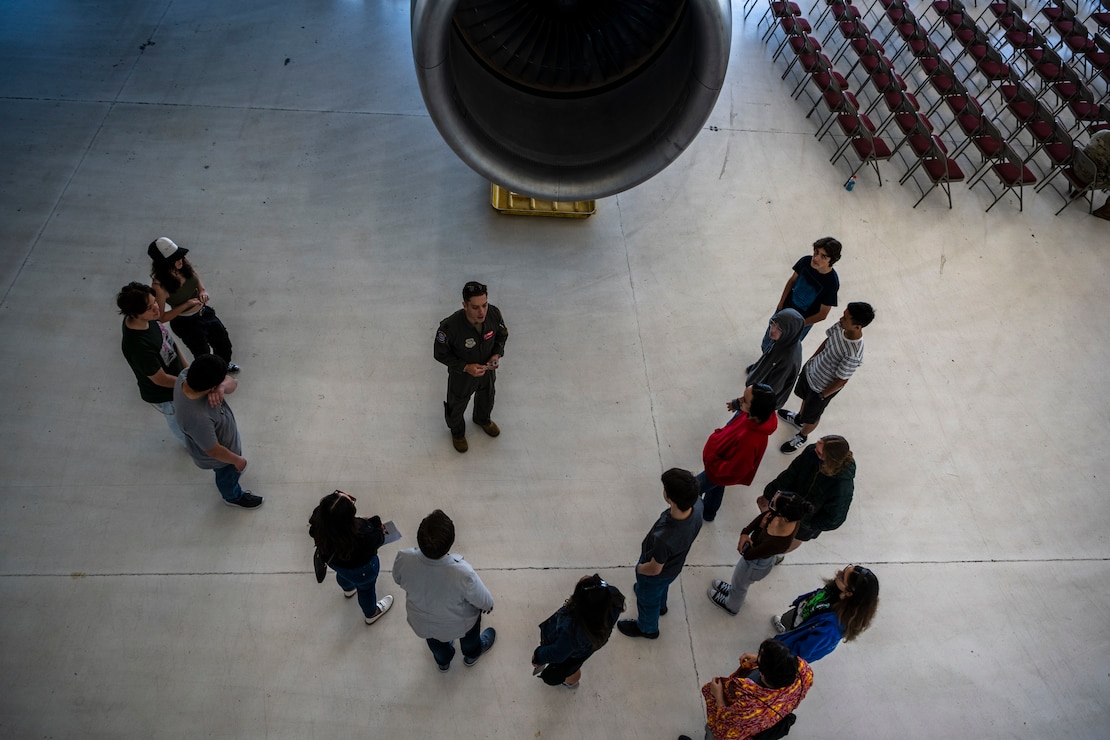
[[1027, 118, 1055, 141], [780, 16, 812, 34], [852, 136, 892, 158], [923, 157, 964, 181], [956, 112, 983, 135], [1067, 99, 1103, 120], [838, 112, 878, 136], [1006, 29, 1037, 48], [1006, 100, 1035, 121], [972, 135, 1004, 157], [930, 74, 958, 94], [1065, 36, 1095, 54], [977, 60, 1009, 79], [907, 133, 935, 156], [992, 162, 1037, 186], [1042, 141, 1071, 165]]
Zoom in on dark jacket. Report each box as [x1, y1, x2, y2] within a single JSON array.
[[433, 305, 508, 373], [532, 585, 625, 665], [314, 517, 385, 569], [763, 444, 854, 532]]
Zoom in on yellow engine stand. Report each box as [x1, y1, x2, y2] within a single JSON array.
[[489, 184, 596, 218]]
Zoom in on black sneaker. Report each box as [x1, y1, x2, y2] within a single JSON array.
[[226, 363, 241, 373], [780, 434, 807, 454], [707, 587, 738, 615], [777, 408, 801, 429], [617, 619, 659, 639], [223, 490, 264, 509]]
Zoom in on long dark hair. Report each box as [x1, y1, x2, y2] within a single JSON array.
[[566, 574, 625, 650], [150, 256, 195, 293], [308, 491, 359, 561], [828, 565, 880, 641]]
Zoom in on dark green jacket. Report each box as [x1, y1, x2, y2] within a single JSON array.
[[763, 444, 854, 532]]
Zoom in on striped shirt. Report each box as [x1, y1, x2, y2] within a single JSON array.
[[803, 324, 864, 391]]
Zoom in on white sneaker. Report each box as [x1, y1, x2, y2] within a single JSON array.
[[771, 613, 786, 634], [365, 594, 394, 624]]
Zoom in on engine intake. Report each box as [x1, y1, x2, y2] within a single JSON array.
[[412, 0, 732, 200]]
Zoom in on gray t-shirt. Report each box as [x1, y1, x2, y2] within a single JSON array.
[[639, 499, 704, 580], [173, 374, 241, 469]]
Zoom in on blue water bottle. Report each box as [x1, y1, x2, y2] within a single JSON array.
[[845, 175, 857, 191]]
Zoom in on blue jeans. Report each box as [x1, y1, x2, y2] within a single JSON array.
[[150, 400, 188, 447], [761, 321, 813, 353], [333, 556, 381, 618], [213, 464, 245, 503], [696, 471, 726, 521], [426, 616, 483, 667], [634, 570, 677, 634], [726, 556, 776, 613]]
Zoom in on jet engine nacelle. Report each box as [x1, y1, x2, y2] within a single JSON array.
[[411, 0, 732, 201]]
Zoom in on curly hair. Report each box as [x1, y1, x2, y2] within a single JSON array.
[[308, 491, 359, 561], [150, 255, 195, 294], [116, 282, 155, 318]]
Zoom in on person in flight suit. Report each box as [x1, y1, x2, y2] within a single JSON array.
[[434, 281, 509, 453]]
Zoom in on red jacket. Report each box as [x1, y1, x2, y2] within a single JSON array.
[[701, 412, 778, 487]]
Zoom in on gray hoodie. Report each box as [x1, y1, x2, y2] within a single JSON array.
[[746, 308, 806, 409]]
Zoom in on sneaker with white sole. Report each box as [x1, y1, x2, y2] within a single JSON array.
[[463, 628, 496, 666], [707, 587, 738, 615], [364, 594, 394, 625], [343, 588, 357, 598], [780, 433, 807, 454], [771, 613, 786, 634], [712, 579, 732, 596], [223, 490, 264, 509], [777, 408, 801, 429]]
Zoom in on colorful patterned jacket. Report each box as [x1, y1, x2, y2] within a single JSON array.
[[701, 659, 813, 739]]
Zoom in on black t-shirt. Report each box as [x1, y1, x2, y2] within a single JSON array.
[[785, 256, 839, 319], [639, 501, 704, 580], [121, 319, 185, 403]]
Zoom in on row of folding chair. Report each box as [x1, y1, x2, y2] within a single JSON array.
[[775, 1, 970, 206], [761, 0, 1105, 212], [947, 2, 1110, 117], [886, 1, 1097, 209]]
